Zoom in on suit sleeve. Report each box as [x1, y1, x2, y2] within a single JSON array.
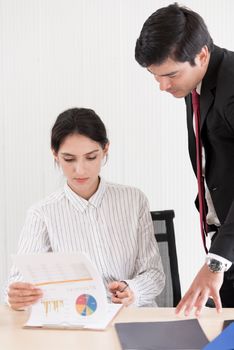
[[209, 92, 234, 262], [209, 202, 234, 262]]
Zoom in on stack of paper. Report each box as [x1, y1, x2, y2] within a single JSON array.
[[12, 252, 122, 330]]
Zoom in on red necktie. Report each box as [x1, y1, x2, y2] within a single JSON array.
[[191, 89, 208, 253]]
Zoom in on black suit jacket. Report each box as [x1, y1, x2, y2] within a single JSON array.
[[185, 45, 234, 262]]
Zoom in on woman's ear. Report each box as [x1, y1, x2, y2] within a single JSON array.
[[103, 142, 110, 156], [52, 149, 59, 163], [101, 143, 110, 167]]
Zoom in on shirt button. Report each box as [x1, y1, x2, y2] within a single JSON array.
[[211, 187, 218, 192]]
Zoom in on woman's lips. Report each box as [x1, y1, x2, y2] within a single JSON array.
[[74, 178, 89, 184]]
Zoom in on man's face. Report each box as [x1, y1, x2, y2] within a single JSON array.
[[147, 49, 209, 98]]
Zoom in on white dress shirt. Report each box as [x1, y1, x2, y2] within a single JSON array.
[[7, 178, 165, 306]]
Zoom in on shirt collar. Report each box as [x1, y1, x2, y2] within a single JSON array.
[[64, 177, 107, 213], [196, 81, 202, 95]]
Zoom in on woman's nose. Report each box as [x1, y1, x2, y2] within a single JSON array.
[[74, 161, 85, 175]]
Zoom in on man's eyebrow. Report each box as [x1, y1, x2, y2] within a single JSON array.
[[147, 68, 178, 77]]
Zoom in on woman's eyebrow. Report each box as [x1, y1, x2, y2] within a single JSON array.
[[61, 149, 100, 157], [85, 149, 99, 155], [61, 152, 75, 156]]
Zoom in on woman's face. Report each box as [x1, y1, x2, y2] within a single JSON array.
[[53, 133, 108, 199]]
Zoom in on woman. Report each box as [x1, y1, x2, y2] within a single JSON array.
[[7, 108, 165, 310]]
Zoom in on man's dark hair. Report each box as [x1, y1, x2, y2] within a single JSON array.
[[135, 2, 213, 67], [51, 108, 109, 153]]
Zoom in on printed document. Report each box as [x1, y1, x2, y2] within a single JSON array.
[[12, 252, 122, 330]]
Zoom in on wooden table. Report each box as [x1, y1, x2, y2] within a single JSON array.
[[1, 305, 234, 350]]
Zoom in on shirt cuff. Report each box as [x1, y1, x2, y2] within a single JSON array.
[[207, 253, 232, 271], [123, 279, 140, 306]]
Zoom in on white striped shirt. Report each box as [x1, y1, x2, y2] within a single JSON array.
[[7, 178, 165, 306]]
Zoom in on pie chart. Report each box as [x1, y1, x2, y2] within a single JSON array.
[[75, 294, 97, 316]]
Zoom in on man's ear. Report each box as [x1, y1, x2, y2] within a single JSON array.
[[197, 45, 209, 66]]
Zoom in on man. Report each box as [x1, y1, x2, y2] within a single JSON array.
[[135, 3, 234, 315]]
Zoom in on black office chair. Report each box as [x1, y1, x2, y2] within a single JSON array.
[[151, 210, 181, 307]]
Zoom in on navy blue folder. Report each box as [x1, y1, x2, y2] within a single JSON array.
[[115, 319, 208, 350]]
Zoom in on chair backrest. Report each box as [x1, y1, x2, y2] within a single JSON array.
[[151, 210, 181, 307]]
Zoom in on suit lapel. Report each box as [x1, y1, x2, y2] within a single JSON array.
[[186, 46, 224, 170], [200, 45, 224, 129], [200, 88, 214, 130]]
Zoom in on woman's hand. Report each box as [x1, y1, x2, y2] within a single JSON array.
[[8, 282, 43, 310], [108, 281, 134, 306]]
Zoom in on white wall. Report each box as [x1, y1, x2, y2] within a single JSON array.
[[1, 0, 234, 302]]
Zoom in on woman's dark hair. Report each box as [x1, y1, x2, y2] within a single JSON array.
[[135, 2, 214, 67], [51, 108, 109, 153]]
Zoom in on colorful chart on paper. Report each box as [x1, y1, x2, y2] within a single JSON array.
[[75, 294, 97, 316]]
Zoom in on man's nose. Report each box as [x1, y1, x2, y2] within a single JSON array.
[[157, 76, 172, 91]]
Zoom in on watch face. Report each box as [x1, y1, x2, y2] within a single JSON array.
[[209, 259, 223, 272]]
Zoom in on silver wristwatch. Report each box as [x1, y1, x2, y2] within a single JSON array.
[[206, 258, 226, 273]]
